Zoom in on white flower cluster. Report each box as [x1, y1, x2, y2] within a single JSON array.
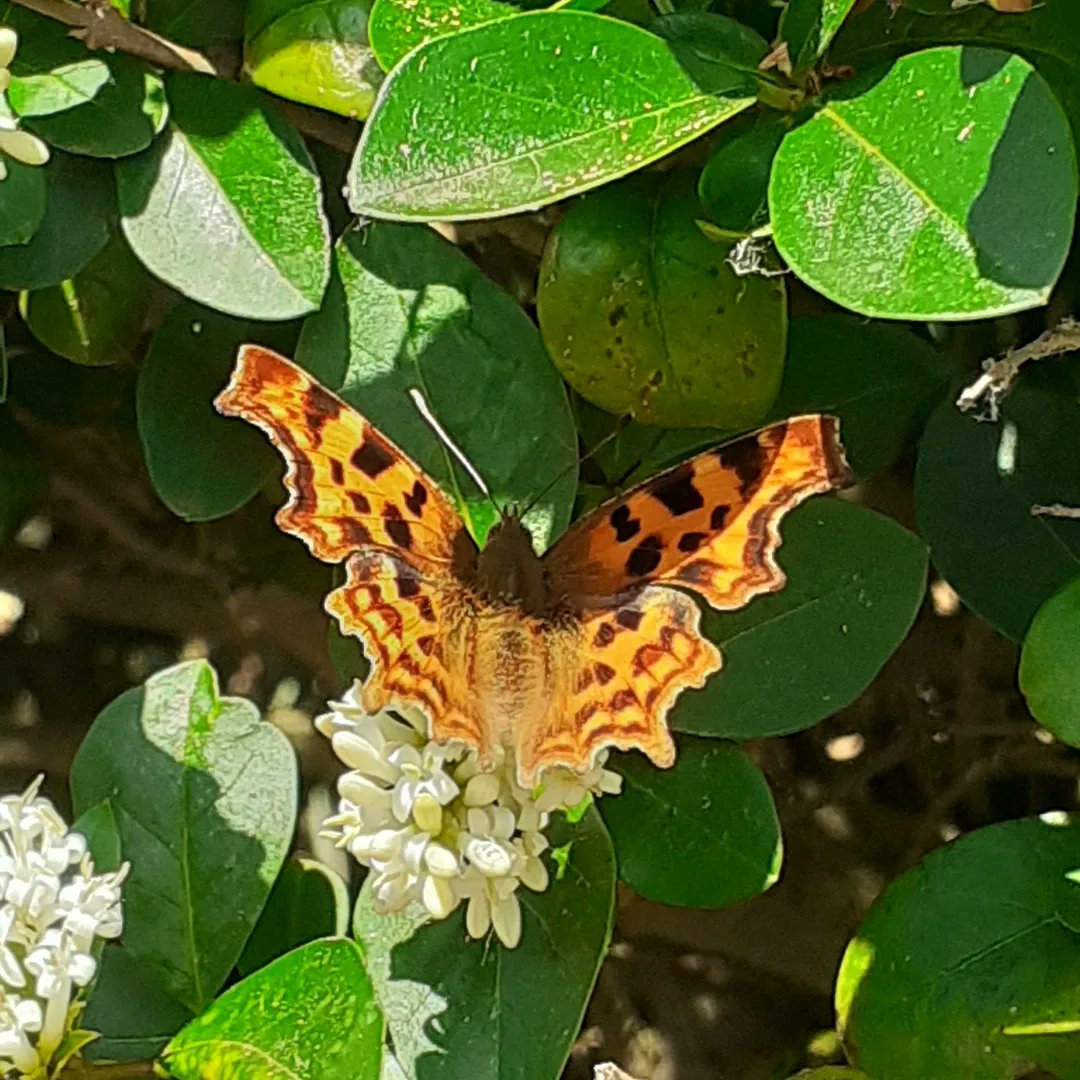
[[0, 27, 50, 181], [0, 778, 127, 1078], [317, 684, 621, 948]]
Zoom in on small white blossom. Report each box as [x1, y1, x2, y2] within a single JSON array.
[[0, 28, 49, 181], [318, 683, 623, 947], [0, 777, 128, 1077]]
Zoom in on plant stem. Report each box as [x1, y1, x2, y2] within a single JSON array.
[[62, 1060, 159, 1080]]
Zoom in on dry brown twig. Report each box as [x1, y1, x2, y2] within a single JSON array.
[[956, 315, 1080, 421]]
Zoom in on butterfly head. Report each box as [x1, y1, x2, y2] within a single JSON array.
[[471, 513, 552, 618]]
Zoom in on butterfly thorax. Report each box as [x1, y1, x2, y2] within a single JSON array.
[[459, 516, 557, 620]]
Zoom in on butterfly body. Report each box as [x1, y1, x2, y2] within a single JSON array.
[[216, 345, 849, 786]]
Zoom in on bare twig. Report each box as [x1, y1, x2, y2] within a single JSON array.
[[1031, 503, 1080, 520], [10, 0, 226, 76], [62, 1059, 157, 1079], [956, 316, 1080, 421]]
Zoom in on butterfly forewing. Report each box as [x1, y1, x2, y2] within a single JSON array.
[[545, 416, 849, 611], [215, 345, 467, 566]]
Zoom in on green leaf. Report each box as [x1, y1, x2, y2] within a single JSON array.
[[537, 170, 786, 428], [369, 0, 513, 71], [831, 0, 1080, 144], [786, 1070, 874, 1080], [0, 160, 46, 246], [117, 74, 331, 320], [0, 153, 113, 291], [836, 813, 1080, 1080], [354, 808, 614, 1080], [136, 301, 291, 522], [698, 111, 789, 234], [9, 16, 167, 158], [349, 11, 757, 220], [71, 801, 123, 872], [601, 738, 781, 907], [774, 315, 948, 479], [777, 0, 858, 70], [770, 47, 1078, 319], [296, 222, 577, 546], [1019, 575, 1080, 746], [237, 857, 350, 977], [164, 939, 383, 1080], [69, 659, 298, 1013], [675, 499, 927, 739], [650, 12, 769, 95], [83, 946, 194, 1063], [245, 0, 383, 120], [18, 236, 151, 366], [915, 364, 1080, 640], [144, 0, 246, 46]]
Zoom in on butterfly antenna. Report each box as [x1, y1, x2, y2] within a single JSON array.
[[408, 387, 497, 509], [517, 417, 630, 523]]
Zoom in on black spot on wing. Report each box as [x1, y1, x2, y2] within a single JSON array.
[[616, 608, 643, 631], [626, 534, 663, 577], [594, 662, 615, 686], [716, 439, 770, 495], [650, 466, 705, 516], [348, 491, 371, 514], [593, 622, 616, 649], [396, 574, 421, 599], [710, 504, 731, 530], [678, 531, 707, 553], [404, 480, 428, 517], [304, 387, 341, 438], [351, 439, 395, 478], [610, 504, 641, 543], [383, 504, 413, 549], [339, 520, 373, 548], [329, 459, 345, 486]]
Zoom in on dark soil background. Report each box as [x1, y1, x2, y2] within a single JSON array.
[[1, 228, 1077, 1080]]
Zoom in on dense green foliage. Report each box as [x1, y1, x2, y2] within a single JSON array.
[[1, 0, 1079, 1077]]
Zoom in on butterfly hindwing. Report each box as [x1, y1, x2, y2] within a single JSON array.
[[215, 344, 466, 566], [545, 416, 849, 609]]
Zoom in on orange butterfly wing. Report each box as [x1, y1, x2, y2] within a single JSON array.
[[523, 416, 850, 779], [214, 345, 477, 732]]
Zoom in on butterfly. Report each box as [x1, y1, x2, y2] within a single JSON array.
[[216, 345, 850, 787]]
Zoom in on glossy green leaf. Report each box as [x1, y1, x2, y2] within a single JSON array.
[[698, 112, 789, 234], [774, 315, 947, 478], [786, 1070, 873, 1080], [1019, 575, 1080, 746], [349, 11, 756, 220], [71, 801, 123, 872], [836, 813, 1080, 1080], [117, 74, 331, 320], [778, 0, 858, 70], [19, 237, 150, 366], [83, 946, 194, 1063], [601, 738, 781, 907], [145, 0, 246, 45], [831, 0, 1080, 143], [538, 171, 785, 428], [369, 0, 513, 72], [296, 222, 577, 545], [770, 47, 1077, 319], [0, 153, 113, 291], [246, 0, 383, 120], [164, 939, 383, 1080], [675, 499, 927, 739], [0, 160, 46, 246], [7, 14, 167, 157], [70, 660, 298, 1013], [355, 808, 614, 1080], [137, 302, 290, 522], [650, 12, 769, 94], [237, 857, 351, 977], [915, 365, 1080, 640]]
